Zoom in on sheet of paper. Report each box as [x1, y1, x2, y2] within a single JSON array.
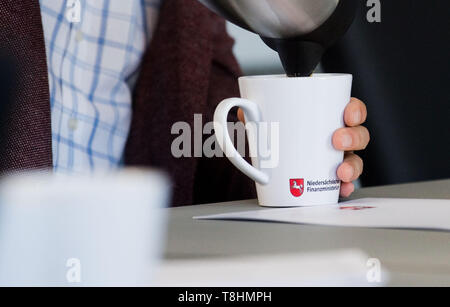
[[195, 198, 450, 231], [155, 249, 387, 287]]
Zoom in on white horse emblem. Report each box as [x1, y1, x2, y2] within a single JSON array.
[[291, 181, 303, 193]]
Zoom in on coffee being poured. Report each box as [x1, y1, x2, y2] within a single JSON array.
[[198, 0, 358, 77]]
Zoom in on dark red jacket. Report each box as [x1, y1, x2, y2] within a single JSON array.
[[0, 0, 255, 206]]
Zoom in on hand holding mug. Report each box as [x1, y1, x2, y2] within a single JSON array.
[[332, 98, 370, 197], [238, 97, 370, 198]]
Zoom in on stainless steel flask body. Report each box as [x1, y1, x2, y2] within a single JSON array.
[[198, 0, 340, 38], [198, 0, 357, 76]]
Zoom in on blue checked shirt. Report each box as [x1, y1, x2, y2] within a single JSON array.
[[39, 0, 161, 173]]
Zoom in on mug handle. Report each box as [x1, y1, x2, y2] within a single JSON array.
[[214, 98, 270, 185]]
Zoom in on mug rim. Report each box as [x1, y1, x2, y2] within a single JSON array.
[[239, 73, 351, 81]]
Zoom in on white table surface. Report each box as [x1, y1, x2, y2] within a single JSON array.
[[164, 179, 450, 286]]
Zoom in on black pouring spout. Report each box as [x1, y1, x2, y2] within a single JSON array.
[[261, 0, 358, 77]]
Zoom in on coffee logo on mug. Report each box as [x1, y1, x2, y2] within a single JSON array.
[[290, 179, 304, 197]]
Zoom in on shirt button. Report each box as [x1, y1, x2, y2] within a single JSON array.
[[75, 30, 84, 42], [68, 118, 79, 131]]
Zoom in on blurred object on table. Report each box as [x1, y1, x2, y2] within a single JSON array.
[[0, 168, 171, 286]]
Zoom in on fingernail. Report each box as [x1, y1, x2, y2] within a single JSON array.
[[341, 134, 353, 149], [352, 109, 362, 124]]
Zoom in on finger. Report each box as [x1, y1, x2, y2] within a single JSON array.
[[337, 153, 364, 183], [333, 126, 370, 151], [340, 182, 355, 198], [344, 98, 368, 127], [237, 108, 245, 123]]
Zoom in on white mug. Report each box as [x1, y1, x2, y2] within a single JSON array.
[[0, 169, 170, 286], [214, 74, 353, 207]]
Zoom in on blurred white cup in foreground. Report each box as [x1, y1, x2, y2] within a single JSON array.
[[0, 168, 170, 286]]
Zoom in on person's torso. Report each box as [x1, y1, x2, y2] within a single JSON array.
[[39, 0, 161, 173]]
